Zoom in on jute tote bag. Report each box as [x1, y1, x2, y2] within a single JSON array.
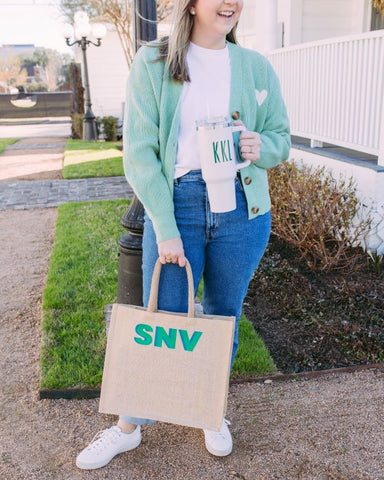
[[99, 258, 235, 431]]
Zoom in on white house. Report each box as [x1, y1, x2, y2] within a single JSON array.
[[75, 1, 384, 253], [238, 1, 384, 253], [262, 0, 384, 254]]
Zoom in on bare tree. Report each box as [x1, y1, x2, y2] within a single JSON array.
[[60, 0, 173, 67], [0, 57, 28, 91], [156, 0, 173, 21], [373, 0, 384, 16]]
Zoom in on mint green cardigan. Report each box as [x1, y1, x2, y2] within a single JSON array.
[[123, 42, 291, 243]]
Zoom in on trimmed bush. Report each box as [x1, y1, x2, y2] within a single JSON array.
[[269, 161, 371, 273], [101, 116, 118, 142], [26, 83, 48, 92]]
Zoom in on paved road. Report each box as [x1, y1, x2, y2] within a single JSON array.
[[0, 120, 71, 138]]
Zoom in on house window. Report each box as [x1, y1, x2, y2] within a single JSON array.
[[371, 5, 384, 30]]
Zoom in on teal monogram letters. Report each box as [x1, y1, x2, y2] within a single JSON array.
[[212, 140, 233, 163], [154, 327, 177, 348], [134, 323, 203, 352], [179, 330, 203, 352], [134, 323, 153, 345]]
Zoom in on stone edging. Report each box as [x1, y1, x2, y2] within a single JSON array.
[[39, 362, 384, 400]]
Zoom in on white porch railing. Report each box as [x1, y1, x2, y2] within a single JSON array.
[[267, 30, 384, 166]]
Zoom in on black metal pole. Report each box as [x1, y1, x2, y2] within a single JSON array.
[[81, 37, 97, 141], [117, 0, 157, 306], [133, 0, 139, 52], [137, 0, 157, 44]]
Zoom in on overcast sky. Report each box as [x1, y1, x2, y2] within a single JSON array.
[[0, 0, 73, 54]]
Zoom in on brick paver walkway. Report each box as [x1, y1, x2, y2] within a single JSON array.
[[0, 176, 133, 210], [0, 134, 133, 210]]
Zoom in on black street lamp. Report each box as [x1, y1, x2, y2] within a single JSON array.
[[133, 0, 158, 51], [116, 0, 157, 306], [62, 12, 106, 141]]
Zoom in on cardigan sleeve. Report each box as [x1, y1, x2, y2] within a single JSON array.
[[123, 47, 180, 243], [256, 62, 291, 169]]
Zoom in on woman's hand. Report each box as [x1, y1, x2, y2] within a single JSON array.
[[158, 237, 186, 267], [235, 120, 261, 163]]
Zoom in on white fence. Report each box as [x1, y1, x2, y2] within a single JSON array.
[[268, 30, 384, 166]]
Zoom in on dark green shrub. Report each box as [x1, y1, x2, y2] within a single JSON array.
[[101, 116, 118, 141], [26, 83, 48, 92], [268, 161, 371, 273]]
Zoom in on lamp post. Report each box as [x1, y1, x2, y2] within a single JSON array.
[[133, 0, 158, 51], [62, 12, 106, 141], [116, 1, 157, 306]]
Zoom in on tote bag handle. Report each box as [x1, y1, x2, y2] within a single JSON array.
[[147, 258, 195, 318]]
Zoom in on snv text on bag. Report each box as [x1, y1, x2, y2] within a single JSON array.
[[134, 323, 203, 352]]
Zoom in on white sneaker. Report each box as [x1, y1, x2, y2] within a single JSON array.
[[203, 419, 233, 457], [76, 425, 141, 470]]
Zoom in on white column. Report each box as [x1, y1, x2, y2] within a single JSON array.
[[379, 122, 384, 167], [380, 45, 384, 168], [264, 0, 279, 53], [238, 0, 279, 54], [282, 0, 303, 47], [358, 0, 372, 33]]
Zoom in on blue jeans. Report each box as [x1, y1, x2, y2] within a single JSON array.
[[120, 170, 271, 426]]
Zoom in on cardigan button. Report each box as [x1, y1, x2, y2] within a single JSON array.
[[231, 110, 240, 120], [251, 206, 260, 214], [244, 176, 252, 185]]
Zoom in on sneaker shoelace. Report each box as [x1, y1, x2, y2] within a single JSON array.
[[86, 426, 122, 452], [207, 419, 231, 439]]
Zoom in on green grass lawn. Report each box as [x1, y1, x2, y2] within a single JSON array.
[[65, 139, 123, 151], [63, 157, 124, 179], [40, 200, 129, 389], [40, 200, 276, 390], [232, 314, 277, 377], [63, 139, 124, 179], [0, 138, 19, 154]]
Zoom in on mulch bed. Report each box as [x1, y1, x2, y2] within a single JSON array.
[[244, 236, 384, 374]]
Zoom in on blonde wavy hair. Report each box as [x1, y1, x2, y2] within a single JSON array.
[[159, 0, 239, 82]]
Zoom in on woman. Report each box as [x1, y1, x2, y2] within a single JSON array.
[[76, 0, 290, 470]]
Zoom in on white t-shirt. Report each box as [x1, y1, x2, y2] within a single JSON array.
[[174, 42, 231, 178]]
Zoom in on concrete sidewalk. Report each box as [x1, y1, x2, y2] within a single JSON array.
[[0, 137, 68, 182]]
